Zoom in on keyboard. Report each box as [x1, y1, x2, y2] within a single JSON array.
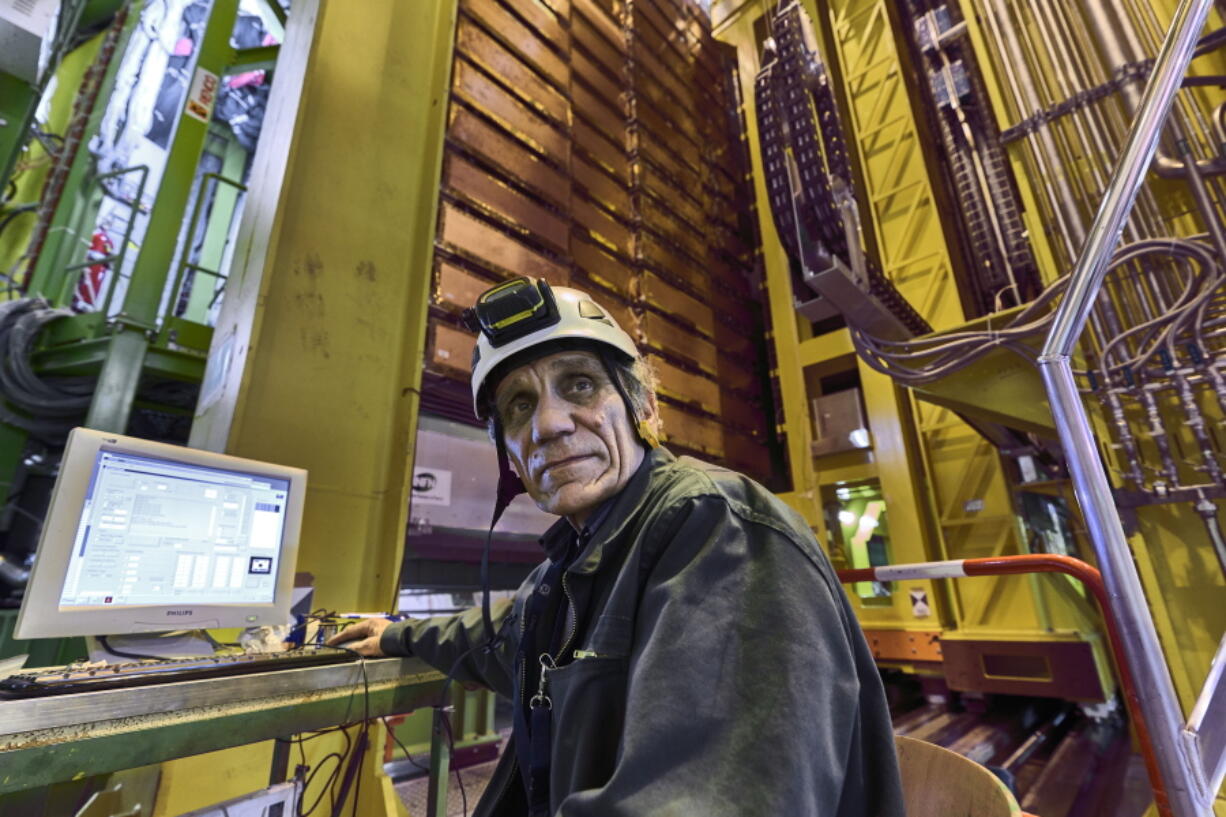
[[0, 645, 360, 698]]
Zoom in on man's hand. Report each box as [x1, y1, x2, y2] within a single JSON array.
[[325, 617, 392, 657]]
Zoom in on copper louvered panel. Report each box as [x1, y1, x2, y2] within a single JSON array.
[[649, 353, 720, 414], [639, 195, 705, 262], [574, 119, 631, 184], [572, 80, 628, 137], [571, 235, 636, 299], [435, 261, 496, 313], [658, 402, 723, 456], [573, 195, 634, 258], [456, 18, 569, 126], [429, 320, 478, 376], [640, 271, 714, 337], [638, 310, 717, 375], [444, 155, 570, 252], [438, 203, 570, 286], [636, 161, 704, 227], [462, 0, 569, 87], [572, 49, 623, 110], [453, 61, 569, 160], [635, 230, 707, 295], [574, 155, 633, 219], [448, 107, 570, 208]]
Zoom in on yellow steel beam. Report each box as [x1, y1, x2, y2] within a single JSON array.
[[192, 0, 459, 613]]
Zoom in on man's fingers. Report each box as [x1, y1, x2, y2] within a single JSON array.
[[325, 619, 371, 646]]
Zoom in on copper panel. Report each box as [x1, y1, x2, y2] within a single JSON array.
[[629, 43, 690, 107], [429, 321, 478, 377], [631, 1, 688, 62], [462, 0, 568, 87], [456, 19, 568, 126], [861, 630, 944, 663], [658, 402, 723, 456], [633, 94, 699, 148], [720, 388, 765, 433], [435, 261, 495, 312], [573, 0, 625, 53], [640, 271, 714, 338], [631, 126, 701, 183], [572, 81, 626, 137], [707, 255, 755, 298], [716, 353, 757, 392], [639, 196, 705, 262], [723, 431, 769, 475], [453, 61, 568, 161], [710, 283, 758, 331], [444, 155, 569, 252], [573, 195, 633, 258], [573, 155, 632, 219], [574, 120, 630, 184], [638, 311, 716, 375], [635, 231, 706, 293], [712, 319, 754, 360], [571, 235, 636, 299], [448, 107, 569, 208], [942, 639, 1106, 702], [505, 0, 569, 51], [636, 162, 703, 227], [438, 203, 569, 285], [648, 353, 720, 414], [540, 0, 571, 15], [572, 50, 623, 110]]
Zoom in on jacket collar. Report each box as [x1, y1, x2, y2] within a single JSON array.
[[536, 447, 675, 571]]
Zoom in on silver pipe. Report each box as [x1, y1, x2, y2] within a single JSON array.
[[1038, 0, 1217, 814]]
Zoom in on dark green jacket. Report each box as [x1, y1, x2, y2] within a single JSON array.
[[382, 448, 904, 816]]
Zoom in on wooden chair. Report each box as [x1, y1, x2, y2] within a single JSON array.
[[895, 735, 1036, 817]]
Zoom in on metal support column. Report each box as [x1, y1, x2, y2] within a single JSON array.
[[1035, 0, 1219, 815], [82, 0, 240, 433], [426, 708, 452, 817]]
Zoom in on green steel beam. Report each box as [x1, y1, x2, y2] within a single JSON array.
[[82, 0, 240, 432], [84, 328, 148, 431], [228, 44, 279, 73]]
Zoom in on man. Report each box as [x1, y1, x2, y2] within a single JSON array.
[[329, 278, 904, 816]]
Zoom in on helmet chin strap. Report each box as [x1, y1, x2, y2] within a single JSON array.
[[596, 349, 660, 450], [478, 418, 525, 653]]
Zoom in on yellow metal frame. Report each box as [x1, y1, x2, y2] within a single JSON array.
[[714, 0, 1116, 691]]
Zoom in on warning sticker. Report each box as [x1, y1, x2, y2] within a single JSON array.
[[910, 588, 930, 618], [411, 468, 452, 506], [185, 66, 220, 122]]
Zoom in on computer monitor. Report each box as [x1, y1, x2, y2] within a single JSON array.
[[15, 428, 307, 639]]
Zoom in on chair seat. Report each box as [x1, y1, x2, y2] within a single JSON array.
[[894, 734, 1034, 817]]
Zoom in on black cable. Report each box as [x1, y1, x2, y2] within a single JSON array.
[[439, 710, 469, 817], [96, 634, 173, 660], [380, 716, 431, 775]]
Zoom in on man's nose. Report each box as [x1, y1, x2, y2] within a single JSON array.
[[531, 391, 575, 442]]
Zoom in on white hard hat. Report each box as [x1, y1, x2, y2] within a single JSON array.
[[466, 278, 640, 419]]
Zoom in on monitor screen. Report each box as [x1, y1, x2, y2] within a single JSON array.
[[59, 450, 291, 608], [15, 429, 308, 639]]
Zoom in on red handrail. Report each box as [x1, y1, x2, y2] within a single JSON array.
[[837, 553, 1170, 817]]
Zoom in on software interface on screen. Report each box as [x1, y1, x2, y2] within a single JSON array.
[[58, 450, 291, 608]]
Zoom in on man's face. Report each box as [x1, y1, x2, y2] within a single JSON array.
[[493, 350, 652, 528]]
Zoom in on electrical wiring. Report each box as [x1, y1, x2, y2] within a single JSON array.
[[852, 237, 1224, 391]]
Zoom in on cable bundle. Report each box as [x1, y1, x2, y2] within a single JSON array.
[[0, 298, 95, 440]]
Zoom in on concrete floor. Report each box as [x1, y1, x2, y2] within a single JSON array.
[[394, 757, 500, 817]]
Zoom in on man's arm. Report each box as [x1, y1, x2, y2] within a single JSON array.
[[558, 496, 903, 816], [327, 598, 520, 698]]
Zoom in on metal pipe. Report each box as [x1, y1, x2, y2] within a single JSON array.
[[1038, 1, 1216, 813]]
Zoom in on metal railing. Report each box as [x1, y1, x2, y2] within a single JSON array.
[[169, 172, 247, 317], [837, 555, 1167, 812], [1030, 0, 1223, 813]]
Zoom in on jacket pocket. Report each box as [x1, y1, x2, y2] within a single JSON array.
[[572, 613, 633, 660]]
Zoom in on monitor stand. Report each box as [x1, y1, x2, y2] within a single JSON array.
[[87, 630, 219, 663]]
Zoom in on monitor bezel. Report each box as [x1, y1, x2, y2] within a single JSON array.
[[15, 428, 308, 639]]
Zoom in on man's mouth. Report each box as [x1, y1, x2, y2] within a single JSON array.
[[538, 454, 594, 479]]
